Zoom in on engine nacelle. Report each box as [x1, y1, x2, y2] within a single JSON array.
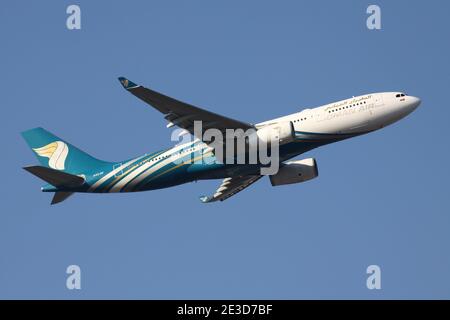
[[270, 158, 319, 186], [255, 121, 295, 146]]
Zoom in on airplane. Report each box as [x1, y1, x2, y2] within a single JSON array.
[[22, 77, 421, 204]]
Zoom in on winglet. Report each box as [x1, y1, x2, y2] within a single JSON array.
[[118, 77, 139, 90]]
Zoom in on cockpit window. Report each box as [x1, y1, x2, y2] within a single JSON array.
[[396, 93, 407, 98]]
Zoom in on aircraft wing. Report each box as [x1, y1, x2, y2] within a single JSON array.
[[199, 175, 262, 203], [118, 77, 254, 141]]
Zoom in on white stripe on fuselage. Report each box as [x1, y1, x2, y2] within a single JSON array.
[[87, 155, 146, 192], [109, 141, 199, 192]]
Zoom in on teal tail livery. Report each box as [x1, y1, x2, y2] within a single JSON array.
[[22, 127, 111, 173], [22, 77, 421, 205], [22, 127, 114, 204]]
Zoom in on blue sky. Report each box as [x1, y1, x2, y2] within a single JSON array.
[[1, 0, 449, 299]]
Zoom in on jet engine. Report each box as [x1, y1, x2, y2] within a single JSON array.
[[270, 158, 319, 186], [254, 121, 295, 146]]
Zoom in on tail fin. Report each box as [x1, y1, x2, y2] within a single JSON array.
[[21, 127, 110, 174]]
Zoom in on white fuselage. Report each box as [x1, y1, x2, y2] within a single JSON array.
[[257, 92, 421, 136]]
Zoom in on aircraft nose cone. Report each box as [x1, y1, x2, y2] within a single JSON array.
[[409, 96, 421, 110]]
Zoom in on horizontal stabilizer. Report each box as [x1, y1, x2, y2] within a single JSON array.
[[23, 166, 85, 188], [51, 192, 74, 205]]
